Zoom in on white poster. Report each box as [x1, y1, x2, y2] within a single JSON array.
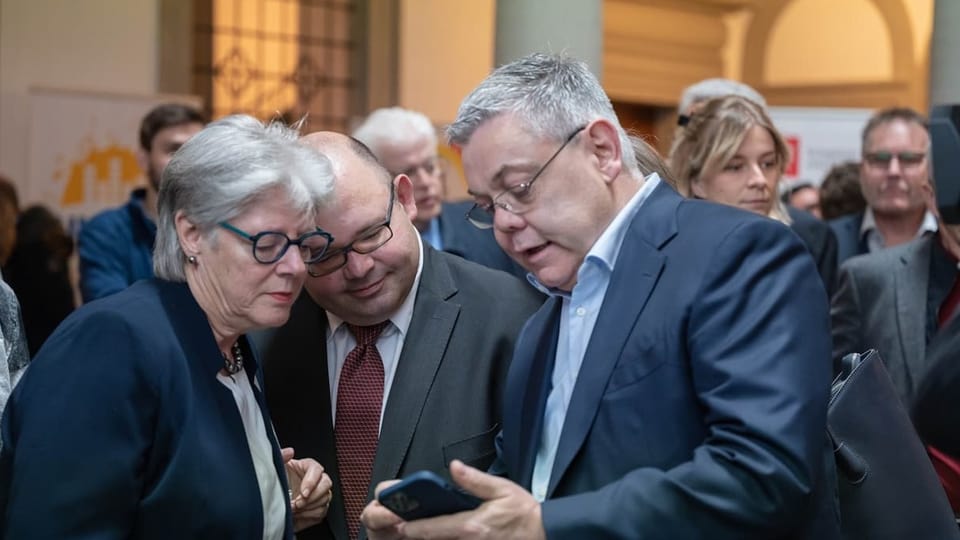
[[768, 106, 872, 189], [27, 88, 202, 235]]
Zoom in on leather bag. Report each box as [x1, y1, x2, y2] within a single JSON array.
[[829, 350, 960, 539]]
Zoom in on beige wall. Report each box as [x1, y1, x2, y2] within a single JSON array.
[[0, 0, 158, 201], [397, 0, 496, 125]]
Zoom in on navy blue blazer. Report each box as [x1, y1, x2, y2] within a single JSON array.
[[438, 201, 528, 280], [829, 212, 867, 265], [497, 183, 839, 539], [0, 279, 293, 539]]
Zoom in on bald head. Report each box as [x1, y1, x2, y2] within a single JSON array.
[[301, 131, 388, 184]]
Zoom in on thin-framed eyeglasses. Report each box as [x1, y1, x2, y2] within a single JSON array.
[[217, 222, 333, 264], [466, 125, 586, 229], [863, 150, 927, 170], [307, 186, 396, 277]]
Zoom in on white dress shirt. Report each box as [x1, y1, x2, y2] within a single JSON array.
[[325, 235, 425, 433]]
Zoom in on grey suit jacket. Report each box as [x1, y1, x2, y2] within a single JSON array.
[[255, 246, 543, 540], [831, 235, 933, 404]]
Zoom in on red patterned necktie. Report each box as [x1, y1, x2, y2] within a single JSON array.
[[335, 320, 389, 540]]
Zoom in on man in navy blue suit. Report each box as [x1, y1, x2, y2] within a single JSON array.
[[362, 53, 839, 540], [353, 107, 525, 279]]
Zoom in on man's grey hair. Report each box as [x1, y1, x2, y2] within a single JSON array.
[[447, 52, 640, 177], [154, 114, 335, 281], [678, 78, 767, 115], [352, 107, 438, 159]]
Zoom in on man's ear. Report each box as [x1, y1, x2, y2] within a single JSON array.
[[175, 210, 203, 258], [395, 174, 419, 223], [584, 119, 624, 183]]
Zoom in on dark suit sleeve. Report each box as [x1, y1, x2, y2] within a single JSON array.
[[0, 311, 157, 538], [541, 219, 832, 539], [830, 262, 866, 374]]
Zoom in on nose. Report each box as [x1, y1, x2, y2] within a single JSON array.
[[746, 164, 767, 188], [276, 243, 307, 277], [886, 156, 903, 175], [341, 249, 374, 279], [492, 206, 526, 234]]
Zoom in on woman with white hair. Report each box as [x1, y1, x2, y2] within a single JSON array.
[[1, 115, 337, 538]]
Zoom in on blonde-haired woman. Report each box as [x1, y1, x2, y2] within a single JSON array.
[[669, 95, 837, 291]]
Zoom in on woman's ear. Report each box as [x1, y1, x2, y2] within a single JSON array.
[[690, 179, 706, 199], [175, 210, 203, 257], [584, 119, 624, 183]]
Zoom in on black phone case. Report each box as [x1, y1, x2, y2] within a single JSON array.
[[378, 471, 481, 521]]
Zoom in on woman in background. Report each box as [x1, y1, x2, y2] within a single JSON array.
[[669, 95, 838, 293], [3, 204, 76, 355], [1, 115, 337, 539]]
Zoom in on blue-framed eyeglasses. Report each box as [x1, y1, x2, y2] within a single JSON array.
[[307, 186, 395, 277], [218, 222, 333, 264], [466, 125, 586, 229]]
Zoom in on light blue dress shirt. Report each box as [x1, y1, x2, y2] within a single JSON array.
[[421, 216, 443, 251], [528, 173, 661, 502]]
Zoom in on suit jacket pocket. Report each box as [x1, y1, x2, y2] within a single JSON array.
[[442, 423, 500, 471], [604, 331, 671, 394]]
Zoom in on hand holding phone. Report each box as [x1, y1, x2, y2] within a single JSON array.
[[377, 470, 482, 521]]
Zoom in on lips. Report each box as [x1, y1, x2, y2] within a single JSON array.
[[346, 277, 384, 298], [268, 291, 295, 303]]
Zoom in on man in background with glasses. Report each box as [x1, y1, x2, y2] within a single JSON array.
[[353, 107, 526, 279], [255, 132, 543, 540], [362, 52, 839, 540], [830, 107, 938, 264]]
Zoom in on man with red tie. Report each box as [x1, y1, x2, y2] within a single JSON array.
[[255, 132, 543, 540]]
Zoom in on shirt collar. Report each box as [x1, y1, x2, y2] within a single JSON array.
[[860, 207, 939, 241], [325, 231, 424, 338], [529, 173, 661, 297]]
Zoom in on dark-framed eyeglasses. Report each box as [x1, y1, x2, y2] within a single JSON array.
[[217, 222, 333, 264], [466, 125, 586, 229], [307, 186, 396, 277], [863, 150, 927, 169]]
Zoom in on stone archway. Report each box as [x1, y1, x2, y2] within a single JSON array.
[[741, 0, 922, 109]]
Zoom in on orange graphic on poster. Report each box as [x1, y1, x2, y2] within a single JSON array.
[[57, 144, 142, 207]]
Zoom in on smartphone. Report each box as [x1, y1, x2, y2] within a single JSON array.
[[377, 470, 482, 521]]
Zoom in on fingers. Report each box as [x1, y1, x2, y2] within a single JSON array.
[[281, 447, 295, 462], [292, 458, 325, 499], [449, 459, 513, 500], [361, 498, 405, 535], [373, 479, 402, 498], [292, 471, 332, 512]]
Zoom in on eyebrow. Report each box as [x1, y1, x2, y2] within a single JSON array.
[[467, 162, 540, 197]]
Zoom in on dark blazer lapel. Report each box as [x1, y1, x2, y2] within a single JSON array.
[[368, 247, 459, 494], [509, 298, 562, 488], [157, 280, 294, 537], [547, 183, 678, 496]]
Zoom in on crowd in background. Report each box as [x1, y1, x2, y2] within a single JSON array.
[[0, 53, 957, 539]]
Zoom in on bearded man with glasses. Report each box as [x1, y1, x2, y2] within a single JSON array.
[[254, 132, 543, 540], [362, 52, 840, 540]]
